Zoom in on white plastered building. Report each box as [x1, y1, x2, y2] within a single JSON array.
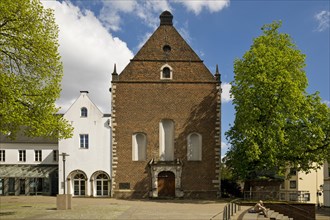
[[323, 161, 330, 207], [0, 134, 58, 196], [58, 91, 111, 197], [280, 166, 324, 205]]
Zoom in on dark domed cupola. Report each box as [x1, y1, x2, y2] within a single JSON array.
[[159, 10, 173, 26]]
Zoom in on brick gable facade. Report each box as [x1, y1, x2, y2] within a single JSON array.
[[110, 11, 221, 199]]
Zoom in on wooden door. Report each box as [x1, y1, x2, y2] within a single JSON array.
[[158, 171, 175, 198]]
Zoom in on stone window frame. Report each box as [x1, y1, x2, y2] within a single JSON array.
[[132, 132, 147, 161], [187, 132, 202, 161], [159, 119, 175, 161], [160, 64, 173, 80]]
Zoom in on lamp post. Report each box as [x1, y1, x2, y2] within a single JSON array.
[[59, 152, 69, 194]]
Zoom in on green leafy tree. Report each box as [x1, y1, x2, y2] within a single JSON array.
[[226, 21, 330, 180], [0, 0, 72, 139]]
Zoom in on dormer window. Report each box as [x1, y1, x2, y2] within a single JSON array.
[[160, 64, 173, 80], [81, 107, 88, 117]]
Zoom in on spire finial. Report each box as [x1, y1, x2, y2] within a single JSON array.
[[112, 63, 117, 75], [112, 63, 118, 81], [215, 64, 221, 82]]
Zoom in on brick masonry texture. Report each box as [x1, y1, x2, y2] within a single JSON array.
[[111, 12, 221, 199]]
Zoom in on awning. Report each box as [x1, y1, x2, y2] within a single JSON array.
[[0, 165, 58, 178]]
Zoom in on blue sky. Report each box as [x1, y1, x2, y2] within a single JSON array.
[[42, 0, 329, 157]]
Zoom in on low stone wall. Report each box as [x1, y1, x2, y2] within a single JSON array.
[[240, 202, 315, 220], [266, 202, 315, 220]]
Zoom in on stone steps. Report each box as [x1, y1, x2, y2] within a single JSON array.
[[231, 206, 293, 220]]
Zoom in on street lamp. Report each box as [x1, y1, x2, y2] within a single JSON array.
[[59, 152, 69, 194]]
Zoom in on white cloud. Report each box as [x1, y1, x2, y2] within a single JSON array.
[[322, 100, 330, 107], [42, 1, 134, 113], [221, 82, 233, 103], [315, 10, 330, 32], [178, 21, 192, 43], [97, 0, 229, 32], [178, 0, 230, 15], [99, 0, 171, 31], [99, 1, 137, 31], [221, 141, 231, 158]]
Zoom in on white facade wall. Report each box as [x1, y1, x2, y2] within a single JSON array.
[[0, 140, 58, 196], [297, 167, 324, 205], [283, 166, 324, 205], [0, 143, 58, 165], [323, 161, 330, 207], [58, 92, 111, 197]]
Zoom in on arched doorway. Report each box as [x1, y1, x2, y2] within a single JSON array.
[[96, 173, 109, 196], [73, 173, 86, 196], [158, 171, 175, 198]]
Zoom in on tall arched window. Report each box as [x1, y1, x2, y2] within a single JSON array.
[[159, 119, 174, 161], [187, 133, 202, 161], [81, 107, 88, 117], [132, 133, 147, 161]]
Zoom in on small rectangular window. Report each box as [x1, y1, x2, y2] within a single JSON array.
[[119, 182, 130, 189], [304, 193, 310, 201], [289, 168, 297, 176], [81, 107, 88, 117], [19, 150, 26, 162], [290, 180, 297, 189], [53, 150, 58, 162], [0, 150, 5, 162], [35, 150, 42, 162], [289, 193, 298, 201], [80, 134, 89, 149]]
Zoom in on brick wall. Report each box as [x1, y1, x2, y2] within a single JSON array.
[[111, 11, 221, 199], [112, 82, 220, 198]]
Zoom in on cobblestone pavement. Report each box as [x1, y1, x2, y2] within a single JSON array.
[[0, 196, 227, 219], [2, 196, 327, 219]]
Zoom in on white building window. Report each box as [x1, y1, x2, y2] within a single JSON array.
[[290, 180, 297, 189], [96, 173, 109, 196], [80, 134, 89, 149], [73, 173, 86, 196], [159, 119, 174, 161], [0, 150, 5, 162], [132, 133, 147, 161], [187, 133, 202, 161], [35, 150, 42, 162], [160, 64, 173, 79], [18, 150, 26, 162], [53, 150, 58, 162], [81, 107, 88, 117]]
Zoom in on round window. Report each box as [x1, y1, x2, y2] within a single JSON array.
[[163, 45, 171, 52]]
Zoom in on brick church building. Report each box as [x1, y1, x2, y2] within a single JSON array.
[[110, 11, 221, 199]]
